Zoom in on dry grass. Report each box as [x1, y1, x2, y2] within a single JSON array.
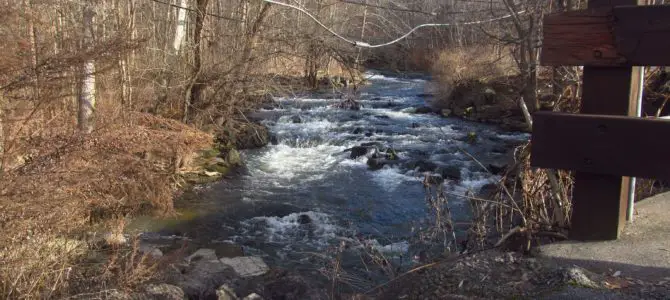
[[430, 46, 518, 95], [0, 98, 213, 298]]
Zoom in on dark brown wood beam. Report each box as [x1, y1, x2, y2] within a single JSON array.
[[541, 5, 670, 66], [531, 112, 670, 179], [541, 0, 646, 241]]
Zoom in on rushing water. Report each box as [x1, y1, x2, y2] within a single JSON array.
[[134, 72, 528, 276]]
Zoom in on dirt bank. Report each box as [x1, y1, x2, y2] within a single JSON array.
[[376, 249, 670, 300]]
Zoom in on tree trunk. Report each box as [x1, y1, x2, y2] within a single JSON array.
[[78, 2, 97, 134], [25, 0, 41, 115], [0, 95, 4, 174], [117, 0, 135, 109], [173, 0, 188, 53], [240, 0, 249, 35], [239, 2, 272, 87], [184, 0, 210, 122], [354, 0, 368, 68]]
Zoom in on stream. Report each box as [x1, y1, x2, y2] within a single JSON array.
[[132, 72, 529, 284]]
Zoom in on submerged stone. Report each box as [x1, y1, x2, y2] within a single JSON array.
[[414, 106, 433, 114], [349, 146, 370, 159], [297, 214, 312, 225], [437, 165, 462, 180]]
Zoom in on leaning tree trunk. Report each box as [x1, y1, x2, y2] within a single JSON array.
[[78, 2, 96, 134]]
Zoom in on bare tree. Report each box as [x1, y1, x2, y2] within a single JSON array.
[[78, 1, 97, 134], [184, 0, 210, 121]]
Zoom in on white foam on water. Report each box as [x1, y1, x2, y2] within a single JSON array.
[[242, 196, 260, 203], [377, 109, 429, 121], [243, 211, 341, 246], [250, 144, 345, 180], [370, 167, 420, 191], [378, 240, 410, 254], [338, 155, 368, 167], [452, 169, 501, 198], [365, 73, 403, 82], [497, 132, 531, 141], [355, 239, 410, 255]]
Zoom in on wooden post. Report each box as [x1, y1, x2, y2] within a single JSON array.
[[569, 0, 644, 240]]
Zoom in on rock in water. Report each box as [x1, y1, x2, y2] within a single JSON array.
[[414, 106, 433, 114], [297, 214, 312, 225], [291, 115, 302, 124], [269, 134, 279, 145], [437, 165, 462, 180], [349, 146, 370, 159], [333, 98, 361, 110], [488, 163, 506, 175], [367, 158, 386, 171], [143, 284, 185, 300], [219, 256, 269, 277], [412, 160, 438, 173], [425, 175, 444, 185], [226, 148, 242, 166], [352, 127, 364, 134], [479, 183, 498, 198]]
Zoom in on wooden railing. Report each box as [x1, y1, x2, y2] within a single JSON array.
[[530, 0, 670, 241]]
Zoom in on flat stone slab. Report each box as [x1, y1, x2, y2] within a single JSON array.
[[538, 191, 670, 281], [186, 248, 218, 263], [219, 256, 269, 277]]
